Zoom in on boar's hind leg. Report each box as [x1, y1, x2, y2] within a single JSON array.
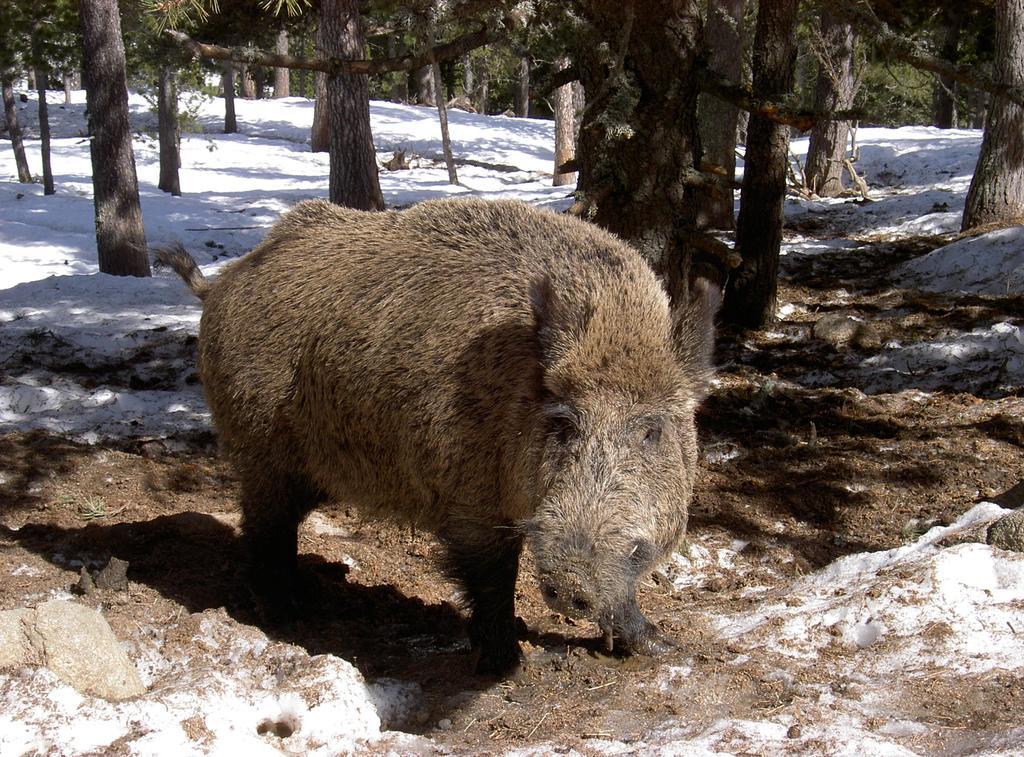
[[238, 467, 323, 620], [443, 524, 524, 676]]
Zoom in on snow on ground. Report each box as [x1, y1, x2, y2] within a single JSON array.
[[3, 89, 1024, 754]]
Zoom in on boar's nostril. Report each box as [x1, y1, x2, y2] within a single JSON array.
[[571, 596, 591, 613], [542, 584, 559, 602]]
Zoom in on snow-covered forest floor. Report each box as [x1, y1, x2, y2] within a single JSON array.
[[1, 91, 1023, 755]]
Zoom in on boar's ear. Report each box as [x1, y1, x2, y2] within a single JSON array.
[[671, 276, 721, 401], [529, 274, 594, 370]]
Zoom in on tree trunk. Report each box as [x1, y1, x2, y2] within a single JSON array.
[[804, 8, 857, 198], [63, 73, 73, 104], [311, 71, 329, 152], [462, 53, 474, 99], [415, 64, 435, 105], [2, 75, 33, 183], [222, 63, 237, 133], [933, 9, 961, 128], [240, 61, 256, 99], [387, 35, 408, 102], [552, 55, 577, 187], [35, 66, 55, 195], [274, 28, 290, 98], [478, 65, 489, 115], [79, 0, 149, 277], [158, 66, 181, 196], [574, 0, 705, 308], [514, 55, 530, 117], [723, 0, 799, 328], [27, 68, 36, 91], [696, 0, 744, 229], [297, 28, 308, 97], [963, 0, 1024, 231], [319, 0, 384, 209], [433, 61, 458, 184]]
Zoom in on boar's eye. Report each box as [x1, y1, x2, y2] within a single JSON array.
[[628, 539, 655, 573], [544, 402, 579, 446], [640, 419, 663, 448]]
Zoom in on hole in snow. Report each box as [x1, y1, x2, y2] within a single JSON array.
[[257, 716, 298, 739]]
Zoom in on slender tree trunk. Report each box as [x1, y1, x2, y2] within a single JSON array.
[[2, 75, 33, 183], [35, 66, 55, 195], [222, 63, 237, 133], [158, 66, 181, 196], [311, 71, 329, 151], [933, 9, 962, 128], [574, 0, 705, 308], [697, 0, 744, 229], [514, 55, 530, 117], [319, 0, 384, 209], [552, 55, 577, 187], [27, 68, 36, 91], [296, 28, 309, 97], [273, 28, 290, 98], [433, 61, 458, 184], [478, 65, 489, 115], [387, 35, 408, 102], [462, 53, 474, 100], [79, 0, 149, 277], [804, 8, 857, 198], [63, 73, 73, 104], [723, 0, 799, 328], [963, 0, 1024, 230]]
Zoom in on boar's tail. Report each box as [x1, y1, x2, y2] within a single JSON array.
[[153, 244, 210, 300]]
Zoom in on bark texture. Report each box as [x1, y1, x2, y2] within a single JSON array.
[[513, 55, 530, 117], [311, 71, 328, 151], [3, 75, 32, 183], [696, 0, 744, 229], [933, 8, 961, 128], [35, 66, 54, 194], [274, 28, 290, 98], [319, 0, 384, 209], [574, 0, 705, 308], [79, 0, 150, 277], [158, 67, 181, 196], [962, 0, 1024, 230], [222, 63, 237, 133], [723, 0, 798, 327], [552, 55, 577, 187], [805, 8, 856, 198]]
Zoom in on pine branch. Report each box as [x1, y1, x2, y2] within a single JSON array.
[[165, 23, 503, 75], [829, 0, 1024, 109]]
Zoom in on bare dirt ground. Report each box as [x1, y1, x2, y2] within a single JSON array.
[[2, 229, 1023, 753]]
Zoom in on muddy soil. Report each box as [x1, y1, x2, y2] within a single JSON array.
[[2, 228, 1023, 753]]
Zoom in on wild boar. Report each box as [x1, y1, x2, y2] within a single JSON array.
[[158, 198, 718, 675]]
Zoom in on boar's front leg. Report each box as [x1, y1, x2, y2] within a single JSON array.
[[442, 522, 524, 676]]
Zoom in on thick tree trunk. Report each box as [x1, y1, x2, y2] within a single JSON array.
[[79, 0, 149, 277], [415, 64, 435, 106], [222, 63, 237, 133], [697, 0, 744, 229], [35, 67, 55, 195], [723, 0, 799, 328], [319, 0, 384, 209], [804, 8, 857, 198], [574, 0, 705, 308], [513, 56, 530, 117], [963, 0, 1024, 230], [552, 55, 577, 187], [158, 67, 181, 196], [311, 72, 329, 151], [2, 76, 33, 183], [274, 28, 290, 98]]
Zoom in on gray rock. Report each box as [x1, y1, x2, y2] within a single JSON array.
[[987, 509, 1024, 552], [0, 600, 145, 701], [813, 314, 881, 350]]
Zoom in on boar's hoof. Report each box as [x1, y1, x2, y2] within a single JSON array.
[[474, 639, 524, 677]]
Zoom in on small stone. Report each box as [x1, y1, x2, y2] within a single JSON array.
[[75, 565, 96, 595], [813, 314, 880, 350], [437, 718, 453, 731], [987, 510, 1024, 552], [94, 557, 130, 591], [787, 724, 802, 739]]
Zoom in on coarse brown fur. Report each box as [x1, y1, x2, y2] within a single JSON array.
[[158, 198, 718, 675]]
